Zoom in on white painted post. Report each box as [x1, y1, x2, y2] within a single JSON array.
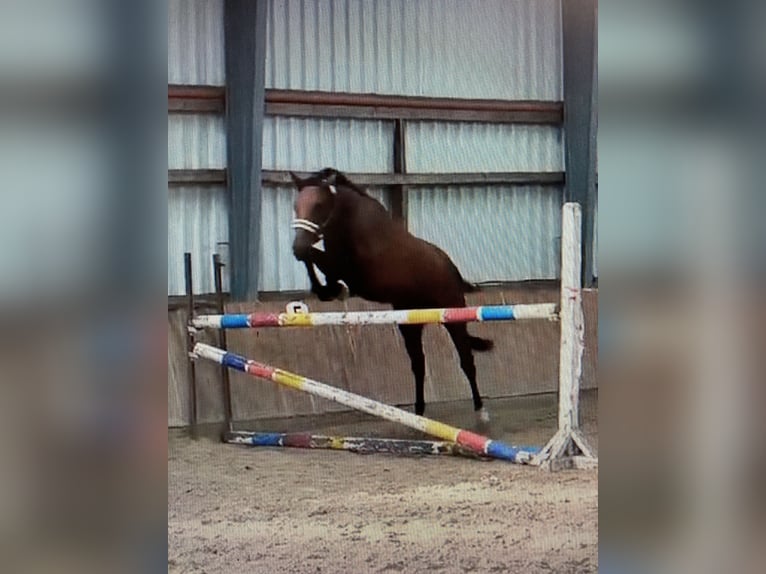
[[531, 202, 598, 470], [559, 201, 584, 431]]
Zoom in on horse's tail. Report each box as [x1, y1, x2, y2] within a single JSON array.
[[469, 335, 494, 352]]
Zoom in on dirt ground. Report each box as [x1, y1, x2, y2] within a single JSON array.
[[168, 392, 598, 574]]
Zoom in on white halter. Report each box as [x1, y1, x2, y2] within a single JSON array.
[[291, 218, 321, 234]]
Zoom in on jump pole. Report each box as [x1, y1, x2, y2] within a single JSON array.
[[191, 303, 558, 330], [529, 202, 597, 470], [191, 342, 540, 464], [224, 431, 481, 458]]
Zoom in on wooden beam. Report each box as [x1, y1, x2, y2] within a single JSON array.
[[168, 169, 227, 186], [168, 279, 562, 309], [263, 170, 564, 187], [168, 293, 230, 310], [169, 98, 224, 114], [265, 101, 561, 124], [265, 89, 562, 124], [168, 85, 225, 114], [168, 85, 563, 124], [169, 170, 564, 188], [265, 89, 560, 112]]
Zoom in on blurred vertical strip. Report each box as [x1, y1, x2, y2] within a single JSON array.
[[0, 1, 168, 572], [103, 2, 168, 571], [600, 0, 765, 572], [105, 0, 167, 304]]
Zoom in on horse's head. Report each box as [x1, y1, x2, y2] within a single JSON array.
[[289, 170, 340, 261]]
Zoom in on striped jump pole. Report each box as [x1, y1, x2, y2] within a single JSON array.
[[191, 342, 540, 464], [191, 303, 558, 330], [224, 431, 480, 458]]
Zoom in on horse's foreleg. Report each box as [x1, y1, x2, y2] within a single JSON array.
[[304, 261, 342, 301], [303, 252, 344, 301], [398, 324, 426, 416]]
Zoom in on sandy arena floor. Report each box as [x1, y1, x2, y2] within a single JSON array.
[[168, 392, 598, 573]]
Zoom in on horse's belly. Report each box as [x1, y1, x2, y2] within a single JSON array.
[[344, 246, 460, 305], [348, 271, 421, 305], [342, 269, 393, 302]]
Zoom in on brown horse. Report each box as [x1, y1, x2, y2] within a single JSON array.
[[290, 168, 493, 422]]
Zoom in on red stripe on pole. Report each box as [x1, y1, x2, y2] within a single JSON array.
[[246, 362, 275, 379], [246, 313, 281, 327], [456, 430, 490, 453], [443, 307, 480, 323]]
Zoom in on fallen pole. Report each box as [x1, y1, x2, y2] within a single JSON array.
[[192, 342, 540, 464], [224, 431, 483, 458]]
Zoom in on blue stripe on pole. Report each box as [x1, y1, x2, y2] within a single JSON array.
[[485, 441, 540, 462], [246, 433, 283, 446], [479, 306, 515, 321], [221, 315, 250, 329], [222, 352, 249, 372]]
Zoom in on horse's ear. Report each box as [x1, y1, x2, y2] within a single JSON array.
[[289, 171, 303, 188]]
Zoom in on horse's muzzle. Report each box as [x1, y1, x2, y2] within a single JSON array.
[[292, 218, 321, 261], [292, 243, 310, 261], [292, 232, 315, 261]]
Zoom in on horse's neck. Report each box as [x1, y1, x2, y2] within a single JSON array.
[[331, 191, 393, 257], [350, 195, 399, 255]]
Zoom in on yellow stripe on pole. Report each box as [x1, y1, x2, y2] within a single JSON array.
[[406, 309, 444, 324], [280, 313, 314, 326], [329, 437, 345, 449], [423, 420, 461, 442], [272, 369, 307, 390]]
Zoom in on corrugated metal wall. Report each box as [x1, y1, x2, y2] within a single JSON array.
[[167, 187, 229, 296], [265, 0, 562, 100], [408, 186, 563, 282], [262, 117, 393, 172], [168, 0, 227, 295], [406, 123, 564, 173], [168, 0, 225, 86], [262, 0, 565, 290], [405, 121, 564, 282], [168, 115, 226, 169]]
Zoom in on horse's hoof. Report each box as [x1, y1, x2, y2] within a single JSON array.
[[477, 407, 491, 424]]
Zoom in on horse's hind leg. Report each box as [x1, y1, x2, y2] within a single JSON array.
[[445, 323, 490, 423], [398, 324, 426, 416]]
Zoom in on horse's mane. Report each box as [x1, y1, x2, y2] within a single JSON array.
[[307, 168, 369, 197]]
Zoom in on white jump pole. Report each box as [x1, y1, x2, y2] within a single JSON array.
[[530, 202, 598, 470]]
